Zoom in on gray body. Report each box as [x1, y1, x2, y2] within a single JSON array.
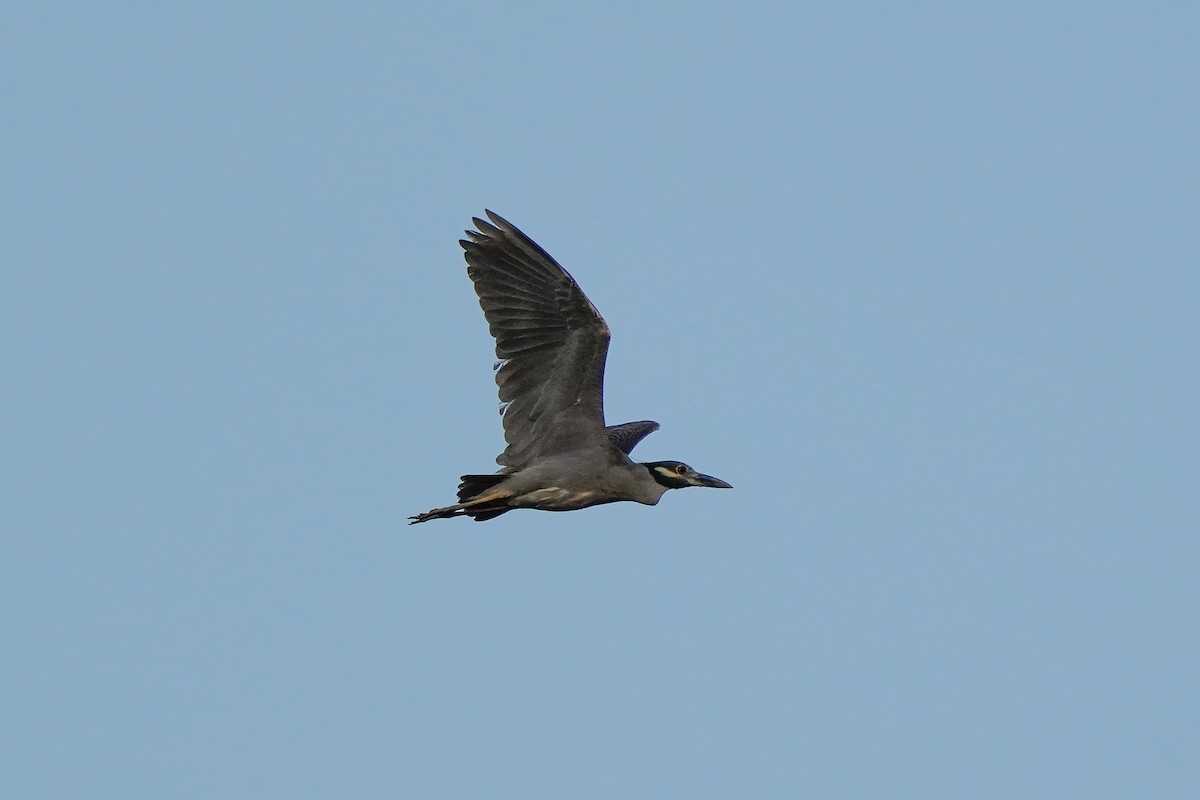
[[494, 446, 669, 511], [409, 211, 729, 524]]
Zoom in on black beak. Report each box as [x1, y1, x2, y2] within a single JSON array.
[[695, 472, 733, 489]]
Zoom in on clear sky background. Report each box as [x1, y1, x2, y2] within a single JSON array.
[[3, 2, 1197, 798]]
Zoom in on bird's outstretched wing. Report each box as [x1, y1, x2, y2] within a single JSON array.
[[462, 211, 612, 469], [606, 420, 660, 454]]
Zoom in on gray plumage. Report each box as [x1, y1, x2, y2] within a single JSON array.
[[464, 211, 611, 470], [604, 420, 661, 455], [409, 211, 729, 524]]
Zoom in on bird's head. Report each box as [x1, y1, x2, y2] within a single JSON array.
[[645, 460, 733, 490]]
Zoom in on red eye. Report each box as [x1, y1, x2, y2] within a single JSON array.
[[675, 464, 689, 475]]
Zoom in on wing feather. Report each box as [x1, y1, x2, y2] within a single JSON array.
[[461, 211, 611, 469]]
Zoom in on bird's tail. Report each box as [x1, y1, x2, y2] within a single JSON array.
[[457, 473, 508, 503]]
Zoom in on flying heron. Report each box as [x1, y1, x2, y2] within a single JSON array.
[[410, 211, 730, 524]]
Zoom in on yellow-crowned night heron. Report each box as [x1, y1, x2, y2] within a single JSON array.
[[409, 211, 730, 524]]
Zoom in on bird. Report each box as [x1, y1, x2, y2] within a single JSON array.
[[409, 211, 730, 524]]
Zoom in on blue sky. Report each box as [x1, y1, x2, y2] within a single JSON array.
[[3, 2, 1197, 797]]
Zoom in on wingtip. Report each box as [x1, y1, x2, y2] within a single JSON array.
[[470, 214, 502, 239]]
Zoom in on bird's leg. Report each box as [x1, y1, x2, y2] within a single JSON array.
[[407, 503, 471, 524]]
